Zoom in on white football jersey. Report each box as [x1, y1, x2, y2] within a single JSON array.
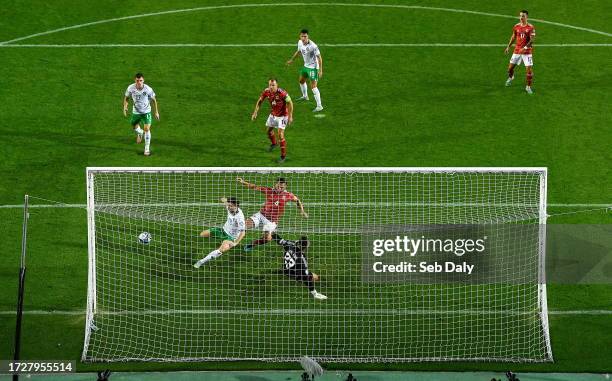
[[223, 207, 246, 240], [297, 40, 321, 69], [125, 83, 156, 114]]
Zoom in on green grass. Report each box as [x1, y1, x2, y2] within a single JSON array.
[[0, 210, 610, 370], [0, 0, 610, 373]]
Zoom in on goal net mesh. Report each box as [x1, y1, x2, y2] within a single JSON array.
[[82, 168, 552, 362]]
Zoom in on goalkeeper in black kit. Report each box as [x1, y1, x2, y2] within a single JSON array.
[[272, 233, 327, 300]]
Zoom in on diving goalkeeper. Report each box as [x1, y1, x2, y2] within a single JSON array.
[[272, 232, 327, 300]]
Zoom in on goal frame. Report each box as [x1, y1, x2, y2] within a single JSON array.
[[81, 167, 551, 362]]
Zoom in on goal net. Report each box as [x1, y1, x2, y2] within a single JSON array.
[[82, 167, 552, 362]]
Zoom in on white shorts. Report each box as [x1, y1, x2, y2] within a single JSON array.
[[510, 53, 533, 67], [266, 114, 288, 129], [249, 212, 277, 232]]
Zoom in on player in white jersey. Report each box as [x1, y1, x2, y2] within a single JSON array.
[[194, 197, 246, 268], [123, 73, 160, 156], [286, 29, 324, 112]]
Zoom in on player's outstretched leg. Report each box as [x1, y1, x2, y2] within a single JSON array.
[[249, 237, 270, 248], [245, 232, 272, 251], [143, 124, 152, 156], [195, 238, 233, 268], [195, 230, 218, 267], [194, 249, 222, 268]]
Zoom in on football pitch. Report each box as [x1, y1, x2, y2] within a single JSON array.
[[0, 0, 610, 374]]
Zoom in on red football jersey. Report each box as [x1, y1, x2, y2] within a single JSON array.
[[513, 23, 535, 54], [259, 88, 290, 117], [257, 186, 296, 223]]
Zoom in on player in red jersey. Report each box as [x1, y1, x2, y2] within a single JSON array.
[[252, 78, 294, 163], [236, 176, 308, 252], [504, 10, 536, 94]]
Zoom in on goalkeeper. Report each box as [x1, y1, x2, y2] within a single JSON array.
[[272, 232, 327, 300]]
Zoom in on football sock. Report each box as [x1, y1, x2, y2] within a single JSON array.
[[312, 87, 322, 108], [134, 127, 144, 135], [280, 139, 287, 158], [200, 249, 222, 264], [300, 82, 308, 98], [306, 276, 315, 292], [508, 67, 515, 79], [526, 72, 533, 86], [267, 130, 277, 145], [144, 130, 151, 151]]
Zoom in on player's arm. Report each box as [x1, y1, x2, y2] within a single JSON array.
[[523, 32, 535, 52], [236, 177, 261, 190], [123, 96, 130, 117], [271, 233, 294, 252], [504, 31, 516, 54], [251, 96, 265, 120], [233, 230, 246, 246], [286, 95, 293, 124], [286, 49, 300, 66], [317, 54, 323, 78], [271, 232, 291, 246], [151, 97, 160, 120], [231, 216, 247, 246], [294, 196, 308, 218]]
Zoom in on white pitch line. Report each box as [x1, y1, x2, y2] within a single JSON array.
[[0, 203, 610, 209], [0, 309, 610, 316], [1, 43, 611, 48], [0, 3, 610, 46], [0, 203, 86, 209]]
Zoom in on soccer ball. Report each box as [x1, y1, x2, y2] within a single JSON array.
[[138, 232, 152, 244]]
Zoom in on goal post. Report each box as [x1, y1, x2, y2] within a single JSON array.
[[83, 171, 97, 357], [537, 170, 553, 359], [82, 167, 552, 363]]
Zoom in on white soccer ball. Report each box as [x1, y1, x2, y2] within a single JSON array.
[[138, 232, 152, 244]]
